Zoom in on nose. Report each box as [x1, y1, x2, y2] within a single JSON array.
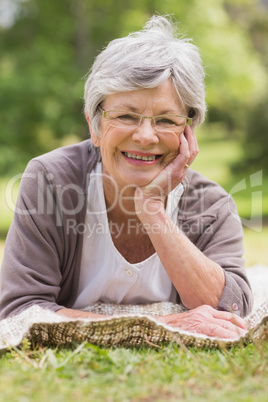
[[132, 118, 159, 146]]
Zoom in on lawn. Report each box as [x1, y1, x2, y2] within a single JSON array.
[[0, 136, 267, 402], [0, 341, 267, 402]]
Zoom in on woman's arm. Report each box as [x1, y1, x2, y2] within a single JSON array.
[[0, 152, 88, 319], [138, 207, 225, 309], [56, 309, 105, 320], [134, 126, 251, 314]]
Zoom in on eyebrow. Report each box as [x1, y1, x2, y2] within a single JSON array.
[[114, 105, 140, 112], [110, 104, 182, 115]]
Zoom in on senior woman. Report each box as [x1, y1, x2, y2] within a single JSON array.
[[0, 16, 252, 339]]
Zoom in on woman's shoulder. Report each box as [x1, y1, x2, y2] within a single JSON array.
[[181, 169, 233, 217], [25, 139, 100, 189], [183, 168, 229, 199]]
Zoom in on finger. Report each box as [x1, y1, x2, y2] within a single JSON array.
[[194, 131, 199, 153], [211, 310, 248, 330], [213, 318, 247, 336], [190, 129, 199, 160], [178, 132, 190, 166], [156, 315, 245, 340], [184, 125, 195, 152], [230, 316, 250, 330], [197, 323, 244, 340], [184, 126, 199, 166]]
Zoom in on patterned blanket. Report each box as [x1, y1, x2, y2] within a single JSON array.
[[0, 300, 267, 350], [1, 265, 268, 350]]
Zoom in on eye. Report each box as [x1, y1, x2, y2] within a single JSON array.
[[156, 117, 177, 126], [116, 113, 139, 125], [118, 114, 136, 121]]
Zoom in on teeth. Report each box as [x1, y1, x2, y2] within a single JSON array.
[[124, 152, 157, 161]]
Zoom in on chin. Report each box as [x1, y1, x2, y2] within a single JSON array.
[[123, 172, 159, 188]]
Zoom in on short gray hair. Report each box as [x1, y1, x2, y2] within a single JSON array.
[[84, 15, 206, 134]]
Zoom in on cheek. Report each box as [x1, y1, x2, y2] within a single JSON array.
[[98, 126, 113, 149], [160, 133, 180, 165], [99, 125, 130, 152], [163, 132, 180, 152], [162, 151, 179, 167], [98, 127, 121, 162]]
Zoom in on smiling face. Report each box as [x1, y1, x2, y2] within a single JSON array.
[[87, 80, 187, 192]]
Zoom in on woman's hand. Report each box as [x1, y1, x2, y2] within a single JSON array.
[[155, 305, 248, 339], [134, 125, 199, 217]]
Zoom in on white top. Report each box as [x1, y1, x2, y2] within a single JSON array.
[[72, 162, 184, 309]]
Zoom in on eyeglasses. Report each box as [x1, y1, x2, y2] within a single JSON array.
[[99, 106, 192, 134]]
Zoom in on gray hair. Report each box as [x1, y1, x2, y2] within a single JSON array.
[[84, 15, 206, 135]]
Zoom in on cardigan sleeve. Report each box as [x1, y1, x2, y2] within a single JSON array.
[[0, 158, 85, 319], [205, 196, 252, 317], [179, 171, 253, 317]]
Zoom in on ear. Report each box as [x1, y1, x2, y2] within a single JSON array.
[[86, 115, 100, 147]]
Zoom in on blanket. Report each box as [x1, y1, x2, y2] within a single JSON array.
[[0, 265, 268, 350]]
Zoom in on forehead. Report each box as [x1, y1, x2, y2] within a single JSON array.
[[103, 80, 185, 114]]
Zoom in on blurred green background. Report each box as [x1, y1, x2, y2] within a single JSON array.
[[0, 0, 268, 263]]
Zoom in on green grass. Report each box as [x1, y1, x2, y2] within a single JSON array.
[[0, 341, 267, 402]]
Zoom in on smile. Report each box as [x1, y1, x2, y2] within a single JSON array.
[[122, 152, 160, 161]]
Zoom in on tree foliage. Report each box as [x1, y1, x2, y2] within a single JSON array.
[[0, 0, 267, 174], [224, 0, 268, 171]]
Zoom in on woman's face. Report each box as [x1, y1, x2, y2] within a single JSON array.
[[88, 80, 187, 191]]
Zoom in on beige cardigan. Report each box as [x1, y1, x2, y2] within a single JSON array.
[[0, 140, 253, 319]]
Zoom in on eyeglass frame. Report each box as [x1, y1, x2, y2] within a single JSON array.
[[98, 106, 192, 133]]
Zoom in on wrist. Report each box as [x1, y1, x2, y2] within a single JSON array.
[[136, 200, 166, 224], [56, 308, 104, 320]]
